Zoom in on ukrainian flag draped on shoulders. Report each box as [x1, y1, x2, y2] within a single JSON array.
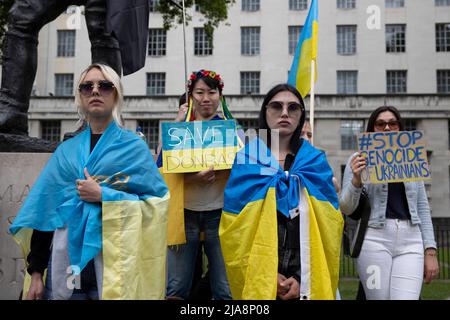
[[219, 138, 343, 300], [288, 0, 318, 98], [10, 121, 170, 300]]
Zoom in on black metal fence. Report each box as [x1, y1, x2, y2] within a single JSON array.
[[340, 219, 450, 280]]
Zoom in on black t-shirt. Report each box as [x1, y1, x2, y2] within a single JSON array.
[[386, 182, 411, 220], [27, 133, 102, 275]]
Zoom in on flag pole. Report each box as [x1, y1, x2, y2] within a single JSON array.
[[309, 60, 315, 146], [181, 0, 188, 102]]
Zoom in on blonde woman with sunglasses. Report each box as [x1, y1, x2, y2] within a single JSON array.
[[11, 63, 169, 300]]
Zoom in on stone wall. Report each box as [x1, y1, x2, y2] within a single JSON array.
[[0, 153, 51, 300]]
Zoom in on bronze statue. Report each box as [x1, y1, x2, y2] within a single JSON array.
[[0, 0, 149, 150]]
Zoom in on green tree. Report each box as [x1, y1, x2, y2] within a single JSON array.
[[158, 0, 235, 42]]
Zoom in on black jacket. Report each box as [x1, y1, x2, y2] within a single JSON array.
[[106, 0, 150, 75]]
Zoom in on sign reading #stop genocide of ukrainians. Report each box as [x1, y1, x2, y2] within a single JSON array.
[[161, 120, 239, 173], [357, 130, 431, 184]]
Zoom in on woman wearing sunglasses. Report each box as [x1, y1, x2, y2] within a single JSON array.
[[220, 84, 343, 300], [339, 106, 439, 300], [11, 63, 169, 300]]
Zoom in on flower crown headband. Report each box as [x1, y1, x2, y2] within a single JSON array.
[[187, 69, 224, 93]]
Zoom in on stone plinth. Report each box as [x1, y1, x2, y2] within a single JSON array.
[[0, 153, 51, 300]]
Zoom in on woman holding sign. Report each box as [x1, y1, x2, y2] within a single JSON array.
[[219, 84, 343, 300], [163, 70, 232, 300], [340, 106, 439, 300]]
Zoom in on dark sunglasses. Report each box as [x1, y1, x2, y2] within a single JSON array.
[[374, 119, 400, 130], [266, 101, 302, 116], [79, 80, 115, 97]]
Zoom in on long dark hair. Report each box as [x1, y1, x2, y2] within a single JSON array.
[[259, 84, 306, 152], [366, 106, 404, 132]]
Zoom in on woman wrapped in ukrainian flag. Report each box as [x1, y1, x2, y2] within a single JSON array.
[[9, 63, 170, 300], [219, 84, 344, 300]]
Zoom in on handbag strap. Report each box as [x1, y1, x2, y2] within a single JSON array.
[[350, 189, 371, 258]]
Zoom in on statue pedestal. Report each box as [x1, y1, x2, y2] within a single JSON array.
[[0, 152, 51, 299], [0, 133, 57, 152]]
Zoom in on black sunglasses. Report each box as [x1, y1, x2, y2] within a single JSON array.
[[266, 101, 302, 116], [79, 80, 115, 97], [374, 120, 400, 130]]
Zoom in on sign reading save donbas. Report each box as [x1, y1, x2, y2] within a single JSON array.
[[357, 130, 431, 184], [161, 120, 239, 173]]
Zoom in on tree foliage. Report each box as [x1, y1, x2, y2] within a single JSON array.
[[158, 0, 235, 42]]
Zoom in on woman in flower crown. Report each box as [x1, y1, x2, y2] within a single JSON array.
[[164, 69, 232, 300]]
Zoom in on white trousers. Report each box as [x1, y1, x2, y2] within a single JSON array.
[[357, 219, 424, 300]]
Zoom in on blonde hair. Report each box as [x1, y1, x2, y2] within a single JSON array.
[[75, 63, 124, 127]]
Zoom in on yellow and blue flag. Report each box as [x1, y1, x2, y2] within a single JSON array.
[[219, 138, 343, 300], [10, 121, 170, 299], [288, 0, 318, 98]]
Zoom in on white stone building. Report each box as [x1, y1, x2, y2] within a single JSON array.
[[23, 0, 450, 218]]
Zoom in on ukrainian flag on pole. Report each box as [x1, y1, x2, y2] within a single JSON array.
[[288, 0, 318, 98]]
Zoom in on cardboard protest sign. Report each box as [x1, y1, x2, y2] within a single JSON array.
[[357, 130, 431, 184], [161, 120, 239, 173]]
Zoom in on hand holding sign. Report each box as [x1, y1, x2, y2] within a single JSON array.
[[350, 154, 367, 188], [185, 166, 216, 184]]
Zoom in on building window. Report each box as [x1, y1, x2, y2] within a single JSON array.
[[404, 119, 417, 131], [146, 73, 165, 95], [149, 0, 160, 12], [387, 70, 407, 94], [436, 0, 450, 6], [341, 120, 364, 150], [138, 120, 159, 152], [194, 28, 213, 56], [241, 27, 260, 55], [288, 26, 303, 55], [437, 70, 450, 93], [240, 71, 260, 94], [289, 0, 308, 10], [337, 0, 356, 9], [57, 30, 75, 57], [41, 120, 61, 142], [337, 25, 357, 55], [386, 0, 404, 7], [386, 24, 406, 53], [242, 0, 260, 11], [436, 23, 450, 52], [55, 73, 73, 96], [148, 28, 166, 56], [337, 71, 358, 94]]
